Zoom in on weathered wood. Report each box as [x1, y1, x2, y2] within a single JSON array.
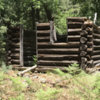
[[38, 60, 80, 66], [80, 44, 87, 51], [68, 28, 82, 32], [38, 42, 80, 48], [81, 57, 87, 63], [86, 27, 93, 32], [20, 25, 24, 66], [37, 30, 50, 36], [80, 51, 87, 56], [12, 59, 20, 64], [80, 37, 87, 43], [94, 60, 100, 65], [93, 33, 100, 38], [93, 50, 100, 54], [68, 22, 82, 28], [37, 37, 50, 40], [93, 39, 100, 43], [92, 55, 100, 59], [37, 23, 50, 27], [17, 65, 37, 76], [94, 45, 100, 50], [38, 48, 79, 54], [38, 54, 80, 60], [80, 30, 88, 35], [68, 35, 80, 41]]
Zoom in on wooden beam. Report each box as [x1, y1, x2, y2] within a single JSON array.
[[20, 25, 24, 67]]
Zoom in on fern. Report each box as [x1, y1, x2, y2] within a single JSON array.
[[1, 61, 12, 73], [35, 87, 61, 100]]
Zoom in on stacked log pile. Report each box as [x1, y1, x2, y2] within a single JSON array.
[[6, 25, 36, 68]]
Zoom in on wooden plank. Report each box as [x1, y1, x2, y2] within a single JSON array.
[[20, 25, 24, 67]]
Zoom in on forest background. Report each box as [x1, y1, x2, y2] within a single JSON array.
[[0, 0, 100, 63]]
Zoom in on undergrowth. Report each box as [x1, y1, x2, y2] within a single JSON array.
[[53, 63, 100, 100], [0, 63, 100, 100]]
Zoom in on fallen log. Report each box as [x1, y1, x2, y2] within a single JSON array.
[[17, 65, 37, 76]]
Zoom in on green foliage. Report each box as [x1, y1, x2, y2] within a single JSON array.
[[10, 76, 27, 91], [33, 55, 37, 65], [53, 63, 100, 100], [35, 87, 61, 100], [1, 61, 12, 73], [9, 93, 25, 100]]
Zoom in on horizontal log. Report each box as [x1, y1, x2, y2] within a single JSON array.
[[38, 54, 80, 60], [38, 48, 92, 54], [11, 56, 19, 59], [11, 48, 20, 52], [68, 28, 82, 32], [38, 42, 80, 48], [68, 22, 82, 28], [94, 60, 100, 65], [93, 33, 100, 38], [67, 17, 87, 22], [12, 59, 20, 64], [37, 30, 50, 36], [12, 65, 20, 68], [94, 45, 100, 50], [92, 55, 100, 59], [68, 35, 80, 41], [37, 37, 50, 41], [38, 60, 80, 66], [93, 39, 100, 43], [93, 50, 100, 54], [37, 23, 50, 27], [38, 48, 79, 54]]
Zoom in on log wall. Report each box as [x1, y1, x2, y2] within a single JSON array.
[[36, 17, 96, 71], [6, 25, 36, 68]]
